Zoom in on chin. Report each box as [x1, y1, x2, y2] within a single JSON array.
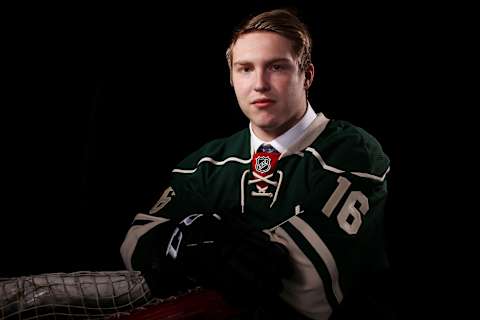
[[254, 119, 276, 129], [253, 115, 279, 126], [254, 121, 282, 134]]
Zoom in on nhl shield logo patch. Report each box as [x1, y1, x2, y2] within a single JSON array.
[[255, 156, 272, 173]]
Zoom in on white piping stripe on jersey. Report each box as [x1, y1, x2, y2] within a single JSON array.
[[352, 166, 390, 182], [133, 212, 170, 223], [305, 147, 345, 174], [172, 156, 252, 174], [305, 147, 390, 182], [267, 226, 333, 320], [290, 216, 344, 304], [120, 213, 170, 271]]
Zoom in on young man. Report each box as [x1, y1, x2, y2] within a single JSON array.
[[120, 9, 391, 320]]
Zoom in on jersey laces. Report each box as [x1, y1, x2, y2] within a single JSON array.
[[240, 169, 284, 213]]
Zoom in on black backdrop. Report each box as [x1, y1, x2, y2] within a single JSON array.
[[2, 1, 413, 286]]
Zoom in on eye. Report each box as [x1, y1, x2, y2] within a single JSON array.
[[270, 64, 284, 71], [236, 66, 252, 73]]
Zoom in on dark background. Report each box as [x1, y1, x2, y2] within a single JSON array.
[[2, 2, 435, 314]]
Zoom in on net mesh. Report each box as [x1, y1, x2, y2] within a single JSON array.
[[0, 270, 159, 319]]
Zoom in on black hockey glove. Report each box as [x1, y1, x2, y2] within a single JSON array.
[[165, 211, 293, 307]]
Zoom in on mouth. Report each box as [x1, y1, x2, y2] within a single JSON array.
[[251, 98, 275, 108]]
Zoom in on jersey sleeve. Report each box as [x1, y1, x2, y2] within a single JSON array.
[[269, 127, 391, 317], [120, 148, 212, 273]]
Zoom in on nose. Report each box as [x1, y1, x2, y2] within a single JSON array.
[[254, 70, 270, 92]]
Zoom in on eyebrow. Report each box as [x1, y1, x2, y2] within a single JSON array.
[[233, 58, 292, 66]]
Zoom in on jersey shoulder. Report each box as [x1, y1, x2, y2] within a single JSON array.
[[311, 119, 390, 178], [175, 129, 250, 169]]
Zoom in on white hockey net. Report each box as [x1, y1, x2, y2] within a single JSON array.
[[0, 270, 158, 319]]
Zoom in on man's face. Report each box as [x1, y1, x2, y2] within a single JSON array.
[[231, 31, 313, 141]]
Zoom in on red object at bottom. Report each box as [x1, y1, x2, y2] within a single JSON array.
[[118, 289, 240, 320]]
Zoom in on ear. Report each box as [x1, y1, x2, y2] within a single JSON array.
[[304, 63, 315, 89]]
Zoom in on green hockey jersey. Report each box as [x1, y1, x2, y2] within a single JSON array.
[[121, 113, 390, 320]]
